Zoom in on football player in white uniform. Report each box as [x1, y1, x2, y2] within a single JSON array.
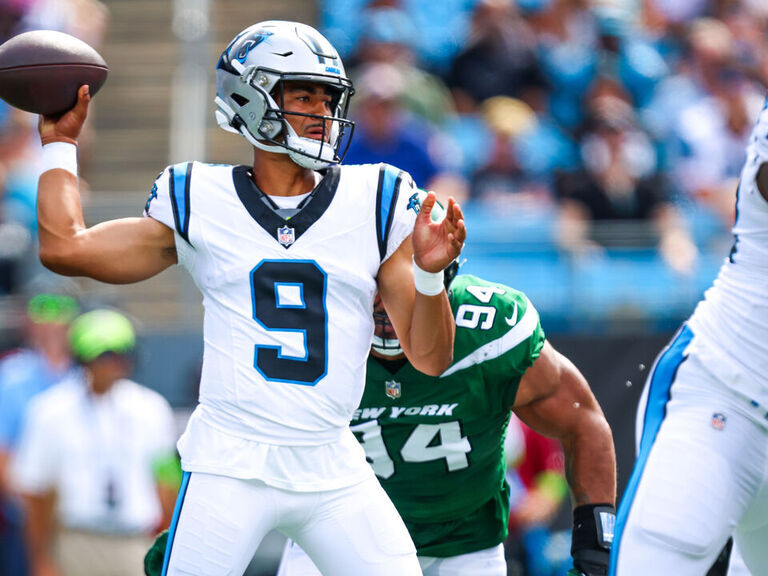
[[610, 99, 768, 574], [34, 20, 465, 576]]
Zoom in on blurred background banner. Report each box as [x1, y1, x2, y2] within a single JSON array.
[[1, 0, 765, 574]]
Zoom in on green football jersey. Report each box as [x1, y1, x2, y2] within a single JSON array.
[[350, 274, 545, 557]]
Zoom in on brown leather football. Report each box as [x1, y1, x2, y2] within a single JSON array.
[[0, 30, 108, 116]]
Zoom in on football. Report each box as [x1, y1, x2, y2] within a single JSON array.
[[0, 30, 108, 116]]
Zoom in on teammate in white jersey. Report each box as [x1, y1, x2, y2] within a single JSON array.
[[34, 20, 465, 576], [610, 98, 768, 575]]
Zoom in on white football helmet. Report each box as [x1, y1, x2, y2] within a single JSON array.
[[215, 20, 354, 170]]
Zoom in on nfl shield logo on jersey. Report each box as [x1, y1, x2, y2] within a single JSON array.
[[278, 225, 295, 247], [711, 412, 727, 431], [385, 380, 401, 399]]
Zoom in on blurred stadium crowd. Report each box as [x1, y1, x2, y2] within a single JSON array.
[[1, 0, 767, 333], [320, 0, 768, 330], [0, 0, 766, 574]]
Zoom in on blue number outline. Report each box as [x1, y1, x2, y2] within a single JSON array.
[[250, 259, 328, 386]]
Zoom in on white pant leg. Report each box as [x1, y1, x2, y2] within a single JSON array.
[[726, 538, 752, 576], [418, 544, 506, 576], [290, 476, 421, 576], [277, 539, 322, 576], [612, 338, 764, 576], [733, 448, 768, 575], [278, 537, 506, 576], [163, 472, 279, 576]]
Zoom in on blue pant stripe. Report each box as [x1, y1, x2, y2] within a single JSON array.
[[609, 325, 693, 575], [161, 471, 191, 576]]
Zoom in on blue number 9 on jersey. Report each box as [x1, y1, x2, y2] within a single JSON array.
[[250, 260, 328, 385]]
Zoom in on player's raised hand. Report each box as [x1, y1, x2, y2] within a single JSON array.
[[38, 84, 91, 146], [412, 191, 466, 273]]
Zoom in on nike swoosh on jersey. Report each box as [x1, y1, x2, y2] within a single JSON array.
[[505, 302, 518, 326]]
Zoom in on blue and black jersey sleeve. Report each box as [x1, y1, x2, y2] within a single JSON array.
[[143, 162, 194, 246], [375, 164, 418, 263]]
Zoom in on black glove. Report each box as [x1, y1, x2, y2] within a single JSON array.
[[571, 504, 615, 576]]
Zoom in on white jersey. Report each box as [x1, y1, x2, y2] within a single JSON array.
[[11, 377, 176, 534], [687, 99, 768, 409], [145, 162, 417, 483]]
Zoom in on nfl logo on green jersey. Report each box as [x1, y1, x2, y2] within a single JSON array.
[[385, 380, 401, 399], [278, 225, 295, 247]]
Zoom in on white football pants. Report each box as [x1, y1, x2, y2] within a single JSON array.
[[278, 539, 507, 576], [610, 326, 768, 575], [161, 472, 421, 576]]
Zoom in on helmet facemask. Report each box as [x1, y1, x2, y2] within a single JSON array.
[[370, 261, 461, 358], [372, 307, 404, 357], [267, 75, 355, 169]]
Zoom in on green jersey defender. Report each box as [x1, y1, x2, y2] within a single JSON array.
[[351, 274, 545, 557]]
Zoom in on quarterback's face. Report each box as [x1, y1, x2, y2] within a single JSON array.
[[278, 81, 335, 142]]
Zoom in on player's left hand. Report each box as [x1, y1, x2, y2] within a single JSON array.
[[411, 192, 465, 273], [143, 529, 168, 576]]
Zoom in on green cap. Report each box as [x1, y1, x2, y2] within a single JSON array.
[[27, 294, 80, 325], [68, 309, 136, 363]]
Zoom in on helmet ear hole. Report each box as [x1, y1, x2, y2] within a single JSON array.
[[231, 93, 249, 106]]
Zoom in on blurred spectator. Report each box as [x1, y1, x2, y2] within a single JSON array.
[[525, 0, 667, 131], [644, 17, 764, 223], [11, 309, 178, 576], [526, 0, 601, 129], [20, 0, 107, 49], [0, 1, 38, 294], [470, 96, 577, 208], [646, 0, 708, 28], [342, 6, 471, 195], [555, 94, 698, 275], [351, 5, 457, 128], [446, 0, 545, 112], [0, 0, 30, 40], [504, 414, 570, 576], [345, 62, 466, 196], [0, 292, 79, 576], [321, 0, 474, 74], [20, 0, 108, 182], [0, 0, 109, 295]]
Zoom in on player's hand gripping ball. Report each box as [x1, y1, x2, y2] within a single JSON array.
[[0, 30, 108, 116]]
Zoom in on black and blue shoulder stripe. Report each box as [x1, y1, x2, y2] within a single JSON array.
[[168, 162, 193, 246], [375, 164, 404, 261]]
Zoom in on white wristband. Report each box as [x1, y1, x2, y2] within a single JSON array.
[[413, 258, 444, 296], [41, 142, 77, 176]]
